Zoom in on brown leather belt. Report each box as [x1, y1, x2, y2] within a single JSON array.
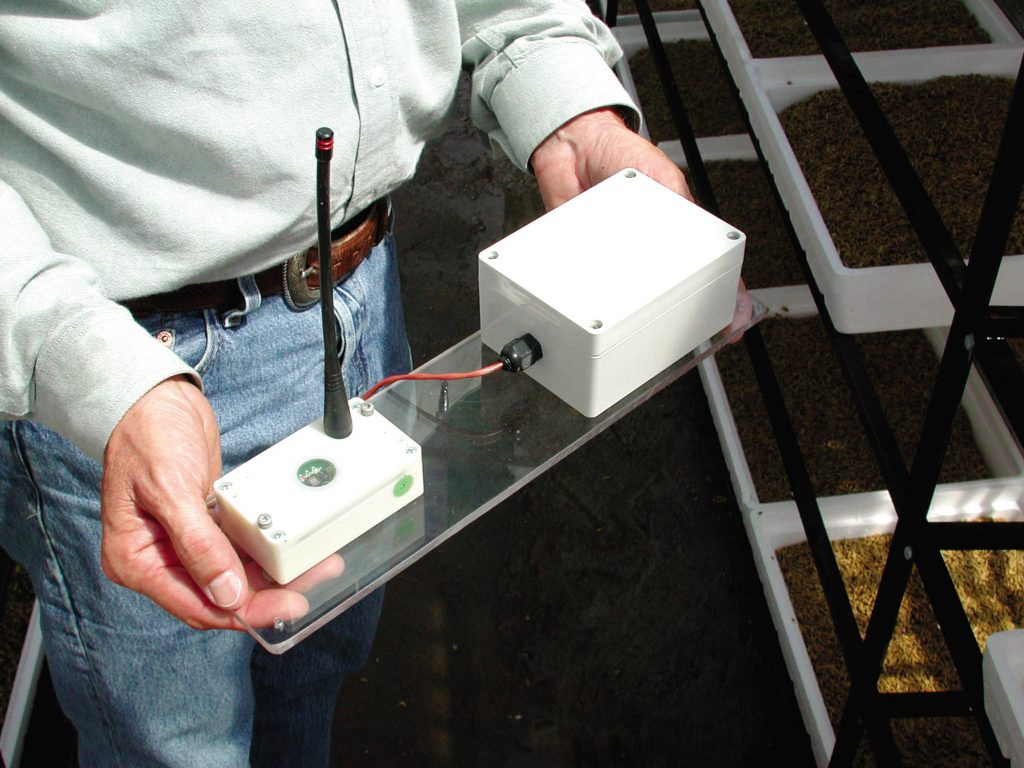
[[123, 199, 389, 316]]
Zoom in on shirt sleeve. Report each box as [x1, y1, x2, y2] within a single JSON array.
[[0, 181, 199, 461], [458, 0, 640, 170]]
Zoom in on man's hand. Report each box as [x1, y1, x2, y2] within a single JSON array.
[[530, 107, 751, 338], [101, 376, 250, 629], [529, 108, 691, 210], [101, 376, 344, 631]]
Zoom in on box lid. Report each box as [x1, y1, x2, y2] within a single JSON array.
[[478, 168, 745, 356]]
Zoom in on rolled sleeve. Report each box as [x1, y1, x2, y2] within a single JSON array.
[[0, 182, 198, 462], [33, 302, 199, 462], [488, 40, 639, 168], [462, 1, 639, 170]]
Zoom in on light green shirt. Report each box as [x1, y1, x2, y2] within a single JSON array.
[[0, 0, 635, 459]]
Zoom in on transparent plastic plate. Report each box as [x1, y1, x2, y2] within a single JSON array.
[[232, 295, 765, 653]]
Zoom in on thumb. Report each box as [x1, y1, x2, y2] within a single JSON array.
[[170, 503, 247, 609], [102, 376, 249, 624]]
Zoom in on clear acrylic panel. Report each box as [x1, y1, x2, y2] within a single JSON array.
[[232, 297, 765, 653]]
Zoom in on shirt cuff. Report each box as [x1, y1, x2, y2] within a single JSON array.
[[33, 302, 200, 462], [488, 40, 640, 170]]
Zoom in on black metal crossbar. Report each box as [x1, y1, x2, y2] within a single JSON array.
[[631, 0, 719, 212], [602, 0, 1024, 765], [791, 0, 970, 306]]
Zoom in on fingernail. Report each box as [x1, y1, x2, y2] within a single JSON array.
[[207, 571, 242, 608]]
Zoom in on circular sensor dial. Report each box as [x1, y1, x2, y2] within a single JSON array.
[[296, 458, 337, 488]]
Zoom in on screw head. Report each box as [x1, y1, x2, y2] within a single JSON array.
[[903, 545, 913, 561], [257, 513, 273, 530], [727, 231, 741, 240], [218, 481, 232, 492], [359, 401, 375, 417], [271, 530, 286, 541]]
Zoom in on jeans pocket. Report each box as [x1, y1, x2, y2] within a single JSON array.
[[135, 310, 218, 376]]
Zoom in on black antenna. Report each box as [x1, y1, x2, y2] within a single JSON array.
[[316, 127, 353, 439]]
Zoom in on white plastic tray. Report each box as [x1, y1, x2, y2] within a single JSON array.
[[698, 0, 1024, 332], [700, 322, 1024, 529], [699, 322, 1024, 764], [985, 628, 1024, 768], [611, 13, 810, 314], [736, 475, 1024, 766]]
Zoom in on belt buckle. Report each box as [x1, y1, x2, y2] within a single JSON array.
[[282, 252, 319, 310]]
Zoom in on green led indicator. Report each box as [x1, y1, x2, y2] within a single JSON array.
[[393, 474, 414, 497]]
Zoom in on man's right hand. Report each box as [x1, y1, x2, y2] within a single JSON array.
[[100, 376, 314, 630]]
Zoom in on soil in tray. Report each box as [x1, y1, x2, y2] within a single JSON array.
[[628, 40, 748, 141], [729, 0, 991, 58], [714, 316, 992, 503], [780, 74, 1024, 269], [777, 531, 1024, 766], [707, 160, 806, 289]]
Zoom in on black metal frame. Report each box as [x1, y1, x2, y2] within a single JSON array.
[[601, 0, 1024, 764]]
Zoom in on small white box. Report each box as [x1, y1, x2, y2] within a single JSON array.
[[479, 168, 744, 417], [215, 401, 423, 584]]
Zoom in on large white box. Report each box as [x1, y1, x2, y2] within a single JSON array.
[[479, 168, 744, 417]]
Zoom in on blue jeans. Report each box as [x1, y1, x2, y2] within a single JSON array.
[[0, 234, 411, 767]]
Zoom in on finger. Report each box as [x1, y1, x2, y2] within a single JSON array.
[[99, 504, 245, 628], [159, 503, 249, 610], [235, 555, 349, 630], [124, 469, 249, 612], [100, 539, 246, 630], [245, 554, 346, 593], [235, 589, 311, 629]]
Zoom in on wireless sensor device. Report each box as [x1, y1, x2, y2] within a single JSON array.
[[214, 129, 424, 585], [479, 168, 745, 417]]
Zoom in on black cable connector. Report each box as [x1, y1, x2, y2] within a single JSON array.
[[500, 334, 543, 372]]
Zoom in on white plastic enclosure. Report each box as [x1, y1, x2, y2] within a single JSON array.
[[985, 629, 1024, 768], [215, 399, 423, 584], [479, 168, 744, 417]]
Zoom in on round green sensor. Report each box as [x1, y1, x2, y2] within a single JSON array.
[[296, 458, 337, 488], [393, 474, 414, 497]]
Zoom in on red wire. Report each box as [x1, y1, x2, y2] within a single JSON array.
[[361, 361, 505, 400]]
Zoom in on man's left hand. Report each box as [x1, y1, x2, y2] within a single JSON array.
[[529, 107, 750, 339], [529, 108, 691, 210]]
